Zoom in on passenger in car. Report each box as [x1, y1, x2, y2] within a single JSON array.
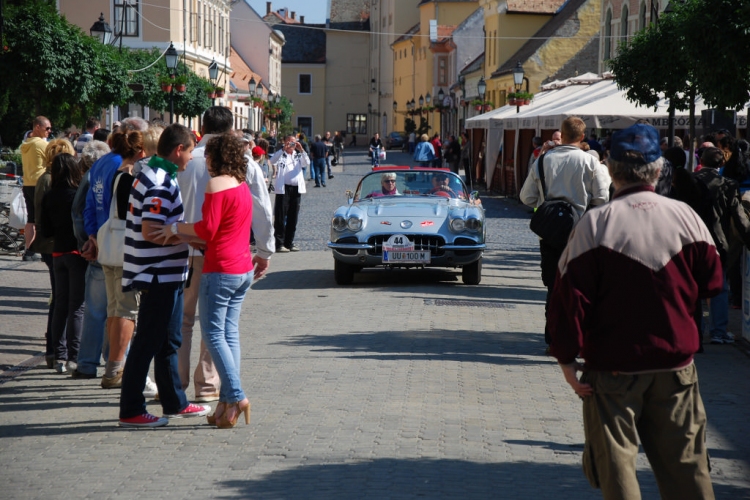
[[366, 172, 402, 198], [428, 173, 457, 198]]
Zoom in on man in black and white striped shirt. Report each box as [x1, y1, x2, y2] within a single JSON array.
[[118, 124, 210, 428]]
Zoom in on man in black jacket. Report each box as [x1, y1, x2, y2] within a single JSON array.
[[692, 147, 750, 344]]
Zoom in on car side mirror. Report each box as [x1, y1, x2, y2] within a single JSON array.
[[346, 189, 354, 205]]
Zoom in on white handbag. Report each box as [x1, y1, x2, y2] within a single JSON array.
[[9, 187, 27, 229], [96, 173, 126, 267]]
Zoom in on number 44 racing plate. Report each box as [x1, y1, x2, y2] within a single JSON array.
[[382, 234, 431, 264]]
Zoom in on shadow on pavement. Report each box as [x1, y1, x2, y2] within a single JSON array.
[[216, 457, 749, 499], [274, 328, 550, 366]]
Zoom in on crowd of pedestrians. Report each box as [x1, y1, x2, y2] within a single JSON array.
[[17, 108, 356, 428]]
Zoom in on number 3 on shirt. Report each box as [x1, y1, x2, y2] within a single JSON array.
[[148, 198, 163, 214]]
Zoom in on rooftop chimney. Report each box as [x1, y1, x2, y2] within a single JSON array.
[[300, 15, 305, 24], [291, 11, 296, 20], [266, 2, 271, 15]]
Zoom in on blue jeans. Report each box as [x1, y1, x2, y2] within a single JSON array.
[[313, 158, 326, 186], [119, 281, 188, 419], [199, 271, 253, 403], [371, 149, 379, 166], [77, 263, 109, 375], [709, 272, 730, 339]]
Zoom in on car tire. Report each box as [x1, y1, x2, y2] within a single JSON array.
[[334, 259, 356, 285], [462, 258, 482, 285]]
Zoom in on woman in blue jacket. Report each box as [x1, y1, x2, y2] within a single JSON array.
[[413, 134, 435, 167]]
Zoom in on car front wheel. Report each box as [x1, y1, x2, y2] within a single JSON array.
[[462, 258, 482, 285], [334, 259, 356, 285]]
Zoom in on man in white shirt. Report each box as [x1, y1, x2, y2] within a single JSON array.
[[520, 116, 610, 350], [269, 136, 309, 252]]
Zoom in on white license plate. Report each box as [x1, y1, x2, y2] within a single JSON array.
[[383, 250, 431, 264]]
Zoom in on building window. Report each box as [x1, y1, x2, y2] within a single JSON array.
[[297, 117, 312, 138], [347, 113, 367, 135], [190, 12, 198, 43], [639, 2, 647, 30], [299, 74, 312, 94], [438, 57, 447, 86], [621, 5, 629, 41], [604, 9, 612, 61], [113, 0, 139, 37]]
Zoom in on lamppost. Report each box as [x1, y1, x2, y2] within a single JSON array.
[[208, 58, 219, 106], [165, 42, 179, 124], [275, 93, 282, 136], [437, 88, 445, 135], [512, 61, 525, 114], [477, 76, 486, 115], [248, 77, 257, 130], [393, 101, 398, 134], [90, 13, 113, 45], [459, 75, 466, 131]]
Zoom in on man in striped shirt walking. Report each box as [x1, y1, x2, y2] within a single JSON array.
[[118, 124, 210, 428]]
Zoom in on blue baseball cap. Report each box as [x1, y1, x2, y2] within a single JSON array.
[[609, 124, 661, 165]]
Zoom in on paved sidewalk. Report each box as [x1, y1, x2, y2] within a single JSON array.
[[0, 150, 749, 499]]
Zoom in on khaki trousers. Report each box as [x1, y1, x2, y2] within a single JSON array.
[[581, 363, 714, 500], [176, 255, 220, 397]]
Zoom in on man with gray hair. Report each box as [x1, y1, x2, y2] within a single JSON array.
[[549, 123, 721, 499]]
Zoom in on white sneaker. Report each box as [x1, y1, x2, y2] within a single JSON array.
[[143, 376, 159, 399]]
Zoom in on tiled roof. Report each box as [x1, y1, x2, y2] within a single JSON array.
[[436, 25, 457, 41], [460, 52, 485, 75], [491, 0, 588, 77], [274, 24, 326, 64], [330, 0, 370, 23], [418, 0, 476, 4], [506, 0, 568, 14], [229, 47, 263, 91], [392, 22, 420, 46]]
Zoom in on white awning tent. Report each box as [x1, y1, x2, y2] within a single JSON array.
[[466, 77, 750, 192]]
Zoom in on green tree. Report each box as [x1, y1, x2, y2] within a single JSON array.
[[0, 2, 130, 145]]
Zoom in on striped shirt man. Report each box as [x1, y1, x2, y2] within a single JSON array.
[[122, 163, 188, 291]]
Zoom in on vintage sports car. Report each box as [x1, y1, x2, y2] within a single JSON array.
[[327, 167, 486, 285]]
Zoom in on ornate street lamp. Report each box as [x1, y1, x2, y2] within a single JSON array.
[[477, 76, 487, 113], [513, 61, 524, 113], [165, 42, 179, 123], [207, 58, 219, 105], [418, 95, 424, 107], [90, 13, 113, 45], [256, 84, 263, 98], [248, 76, 257, 95], [393, 101, 398, 112]]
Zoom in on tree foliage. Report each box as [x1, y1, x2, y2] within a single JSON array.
[[611, 0, 750, 112]]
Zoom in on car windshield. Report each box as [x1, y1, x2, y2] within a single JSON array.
[[355, 170, 468, 201]]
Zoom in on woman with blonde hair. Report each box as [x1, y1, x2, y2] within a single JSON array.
[[413, 133, 435, 167], [34, 139, 75, 368]]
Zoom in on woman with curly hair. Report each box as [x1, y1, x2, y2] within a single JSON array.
[[153, 132, 253, 428]]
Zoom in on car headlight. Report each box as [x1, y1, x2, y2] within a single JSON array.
[[449, 218, 466, 232], [347, 217, 363, 231], [465, 217, 482, 232], [332, 216, 347, 232]]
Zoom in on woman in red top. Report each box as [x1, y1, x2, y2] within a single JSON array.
[[155, 133, 254, 428]]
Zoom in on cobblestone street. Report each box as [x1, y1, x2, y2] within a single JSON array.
[[1, 149, 749, 499]]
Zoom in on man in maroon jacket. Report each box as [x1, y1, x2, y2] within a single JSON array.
[[549, 123, 722, 499]]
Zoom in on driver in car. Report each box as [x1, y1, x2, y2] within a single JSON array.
[[428, 173, 458, 198], [366, 172, 402, 198]]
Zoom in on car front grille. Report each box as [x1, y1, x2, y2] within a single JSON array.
[[367, 234, 445, 257]]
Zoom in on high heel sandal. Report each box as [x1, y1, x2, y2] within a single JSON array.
[[217, 399, 250, 429], [207, 402, 226, 425]]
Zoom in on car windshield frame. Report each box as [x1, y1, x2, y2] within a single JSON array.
[[354, 168, 469, 201]]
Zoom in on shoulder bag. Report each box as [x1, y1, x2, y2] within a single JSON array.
[[96, 172, 126, 267], [529, 154, 580, 249]]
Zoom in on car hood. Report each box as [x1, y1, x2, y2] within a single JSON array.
[[363, 198, 452, 218]]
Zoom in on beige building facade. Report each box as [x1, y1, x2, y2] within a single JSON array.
[[58, 0, 231, 124], [599, 0, 667, 73]]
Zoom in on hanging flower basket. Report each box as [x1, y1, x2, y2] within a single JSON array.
[[161, 84, 172, 93], [175, 84, 186, 93], [215, 87, 225, 98], [484, 104, 493, 111], [508, 98, 517, 106], [207, 91, 217, 99], [474, 105, 482, 111]]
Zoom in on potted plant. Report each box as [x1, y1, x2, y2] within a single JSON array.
[[507, 93, 518, 106], [215, 86, 225, 98], [519, 92, 534, 105], [484, 102, 494, 111], [470, 99, 484, 111], [173, 75, 187, 93], [159, 75, 173, 93]]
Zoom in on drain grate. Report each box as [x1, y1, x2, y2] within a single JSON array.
[[425, 299, 516, 309], [0, 353, 44, 385]]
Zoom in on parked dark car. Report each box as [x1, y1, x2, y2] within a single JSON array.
[[386, 132, 406, 150]]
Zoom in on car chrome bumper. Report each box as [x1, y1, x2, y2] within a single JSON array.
[[328, 242, 484, 267]]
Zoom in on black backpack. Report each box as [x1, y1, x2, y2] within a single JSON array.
[[529, 154, 580, 250]]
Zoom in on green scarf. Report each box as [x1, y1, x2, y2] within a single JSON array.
[[148, 155, 179, 179]]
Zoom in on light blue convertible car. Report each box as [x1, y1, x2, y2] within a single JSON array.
[[327, 167, 486, 285]]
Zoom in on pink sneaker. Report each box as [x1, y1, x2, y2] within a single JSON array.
[[119, 413, 168, 428], [164, 403, 211, 419]]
